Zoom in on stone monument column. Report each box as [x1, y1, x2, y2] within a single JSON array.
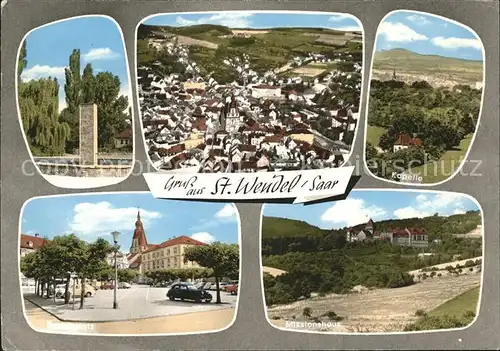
[[79, 103, 98, 166]]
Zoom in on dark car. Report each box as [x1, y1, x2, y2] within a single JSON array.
[[167, 283, 212, 303]]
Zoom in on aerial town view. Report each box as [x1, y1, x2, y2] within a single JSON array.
[[20, 193, 240, 334], [16, 16, 134, 188], [261, 190, 482, 333], [136, 12, 363, 172], [365, 11, 484, 184]]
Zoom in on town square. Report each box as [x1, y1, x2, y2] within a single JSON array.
[[20, 193, 240, 334]]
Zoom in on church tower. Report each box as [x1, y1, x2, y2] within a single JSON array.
[[225, 95, 241, 134], [130, 209, 149, 254]]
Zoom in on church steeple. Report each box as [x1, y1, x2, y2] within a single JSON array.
[[130, 208, 148, 254]]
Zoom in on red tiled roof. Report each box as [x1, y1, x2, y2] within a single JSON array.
[[20, 234, 47, 250], [239, 144, 257, 152], [192, 117, 207, 131], [158, 143, 185, 155], [143, 119, 170, 127], [394, 133, 423, 147], [142, 235, 207, 254], [116, 129, 133, 139], [264, 134, 284, 143]]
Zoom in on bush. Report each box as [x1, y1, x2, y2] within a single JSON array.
[[463, 310, 476, 319], [271, 315, 281, 320], [464, 260, 475, 268], [430, 271, 437, 278], [437, 273, 442, 277], [404, 314, 472, 331], [422, 273, 428, 280], [415, 309, 427, 317], [469, 267, 474, 272]]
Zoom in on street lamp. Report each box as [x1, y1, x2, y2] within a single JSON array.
[[111, 231, 120, 309]]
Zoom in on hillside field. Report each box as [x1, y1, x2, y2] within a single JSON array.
[[372, 48, 483, 87]]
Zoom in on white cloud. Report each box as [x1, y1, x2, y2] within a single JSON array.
[[331, 25, 362, 32], [394, 193, 467, 219], [215, 204, 237, 219], [175, 12, 253, 28], [321, 198, 387, 227], [82, 48, 120, 62], [378, 21, 428, 42], [431, 36, 482, 50], [191, 232, 216, 244], [68, 201, 162, 239], [406, 14, 431, 25], [328, 14, 353, 22], [394, 206, 431, 219], [20, 64, 66, 82]]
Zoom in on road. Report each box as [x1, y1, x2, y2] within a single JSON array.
[[24, 299, 235, 335], [267, 272, 481, 333], [23, 284, 237, 323], [310, 129, 351, 153]]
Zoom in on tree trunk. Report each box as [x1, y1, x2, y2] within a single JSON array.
[[79, 277, 86, 309], [35, 279, 39, 295], [215, 276, 221, 304], [40, 280, 45, 297], [45, 281, 50, 298], [64, 275, 71, 304]]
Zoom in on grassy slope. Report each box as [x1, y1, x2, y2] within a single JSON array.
[[428, 286, 480, 318], [261, 216, 327, 239], [366, 125, 387, 147], [409, 134, 473, 184]]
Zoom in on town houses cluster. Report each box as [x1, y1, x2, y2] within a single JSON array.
[[346, 218, 429, 248], [137, 33, 362, 173]]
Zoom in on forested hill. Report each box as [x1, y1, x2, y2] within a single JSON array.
[[262, 216, 329, 239], [262, 210, 481, 240]]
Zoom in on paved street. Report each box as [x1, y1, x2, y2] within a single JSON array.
[[24, 284, 237, 322], [24, 299, 235, 334]]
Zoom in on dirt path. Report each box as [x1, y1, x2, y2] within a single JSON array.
[[267, 273, 481, 333], [24, 299, 235, 334], [177, 36, 218, 49], [262, 266, 287, 277]]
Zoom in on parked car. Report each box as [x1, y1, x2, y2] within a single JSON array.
[[225, 284, 238, 295], [55, 283, 96, 298], [100, 282, 115, 290], [118, 282, 131, 289], [194, 282, 206, 289], [167, 283, 212, 303]]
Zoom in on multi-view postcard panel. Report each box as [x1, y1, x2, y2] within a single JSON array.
[[365, 11, 485, 185], [19, 193, 240, 335], [261, 190, 483, 333], [136, 11, 363, 173], [16, 16, 135, 189]]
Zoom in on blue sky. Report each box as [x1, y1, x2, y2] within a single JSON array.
[[143, 12, 362, 32], [21, 193, 239, 252], [20, 16, 132, 112], [263, 190, 480, 229], [375, 11, 483, 61]]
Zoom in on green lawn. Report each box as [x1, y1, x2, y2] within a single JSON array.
[[428, 286, 480, 318], [409, 134, 473, 184], [366, 125, 387, 147]]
